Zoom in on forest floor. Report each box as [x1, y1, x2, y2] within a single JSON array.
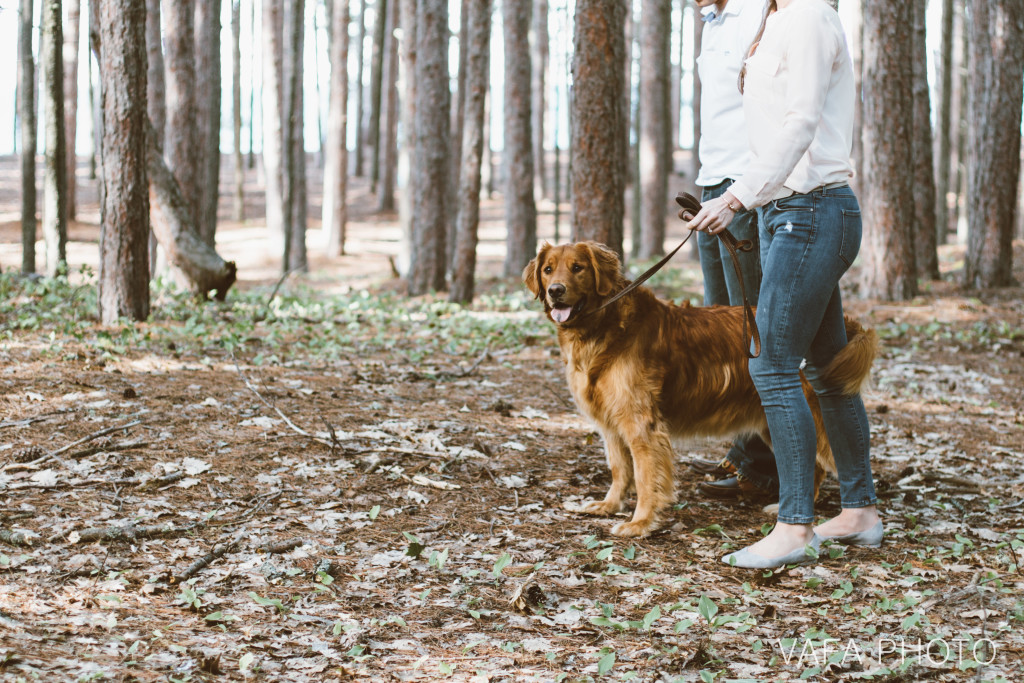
[[1, 155, 1023, 682]]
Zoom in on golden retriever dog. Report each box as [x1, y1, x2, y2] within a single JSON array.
[[524, 241, 878, 537]]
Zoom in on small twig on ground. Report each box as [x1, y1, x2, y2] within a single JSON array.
[[208, 489, 286, 527], [0, 412, 63, 431], [136, 471, 187, 490], [543, 383, 574, 409], [256, 267, 302, 321], [56, 521, 206, 545], [919, 573, 981, 612], [0, 529, 32, 547], [66, 439, 150, 461], [233, 361, 334, 448], [7, 420, 144, 471], [170, 530, 247, 584], [259, 538, 304, 554]]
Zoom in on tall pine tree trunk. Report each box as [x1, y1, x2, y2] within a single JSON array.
[[408, 0, 450, 295], [284, 0, 308, 273], [934, 0, 954, 245], [638, 0, 670, 259], [42, 0, 67, 276], [964, 0, 1023, 288], [96, 0, 150, 323], [164, 0, 200, 229], [232, 0, 244, 220], [146, 0, 165, 149], [911, 0, 938, 279], [195, 0, 223, 247], [353, 0, 368, 176], [532, 0, 548, 200], [396, 0, 417, 275], [19, 0, 37, 274], [368, 0, 388, 192], [63, 0, 80, 222], [263, 0, 289, 251], [449, 0, 491, 303], [378, 0, 399, 212], [324, 0, 351, 255], [859, 0, 917, 300], [571, 0, 627, 259], [503, 0, 537, 277]]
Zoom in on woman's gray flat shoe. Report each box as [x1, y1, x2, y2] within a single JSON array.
[[822, 520, 883, 547], [722, 534, 821, 569]]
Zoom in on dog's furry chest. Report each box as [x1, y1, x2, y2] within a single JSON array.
[[559, 334, 651, 424]]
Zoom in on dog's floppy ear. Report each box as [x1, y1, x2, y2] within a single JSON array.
[[523, 242, 551, 300], [581, 242, 623, 297]]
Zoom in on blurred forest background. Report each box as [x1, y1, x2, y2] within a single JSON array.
[[0, 0, 1021, 315]]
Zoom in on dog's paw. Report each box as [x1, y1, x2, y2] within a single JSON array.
[[568, 499, 624, 516], [610, 519, 654, 538]]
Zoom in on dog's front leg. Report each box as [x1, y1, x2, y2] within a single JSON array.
[[611, 424, 676, 538], [578, 429, 632, 517]]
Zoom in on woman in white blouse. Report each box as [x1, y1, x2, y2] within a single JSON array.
[[686, 0, 882, 569]]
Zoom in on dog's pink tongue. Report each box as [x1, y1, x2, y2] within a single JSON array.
[[551, 306, 572, 323]]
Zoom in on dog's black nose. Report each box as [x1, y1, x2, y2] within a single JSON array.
[[547, 283, 566, 299]]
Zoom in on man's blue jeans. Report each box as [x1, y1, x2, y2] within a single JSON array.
[[698, 179, 777, 492], [751, 184, 876, 523]]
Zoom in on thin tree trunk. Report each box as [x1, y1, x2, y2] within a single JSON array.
[[911, 0, 938, 279], [353, 0, 368, 176], [285, 0, 308, 273], [324, 0, 351, 255], [42, 0, 67, 276], [503, 0, 537, 277], [312, 2, 325, 165], [97, 0, 150, 323], [88, 29, 97, 180], [248, 0, 256, 169], [368, 0, 388, 192], [860, 0, 917, 300], [408, 0, 450, 295], [164, 0, 200, 228], [195, 0, 223, 247], [146, 0, 165, 270], [147, 122, 238, 298], [482, 86, 493, 198], [63, 0, 80, 222], [934, 0, 954, 245], [849, 0, 863, 198], [570, 0, 627, 259], [378, 0, 399, 212], [263, 0, 288, 250], [448, 0, 469, 269], [951, 1, 967, 242], [449, 0, 492, 303], [232, 0, 244, 221], [19, 0, 38, 274], [638, 0, 670, 259], [396, 0, 417, 275], [691, 7, 702, 188], [532, 0, 548, 200], [146, 0, 165, 149], [627, 4, 639, 258], [964, 0, 1023, 288]]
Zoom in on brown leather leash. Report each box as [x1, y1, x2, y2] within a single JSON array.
[[583, 192, 761, 358]]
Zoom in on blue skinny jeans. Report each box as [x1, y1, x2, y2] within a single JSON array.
[[751, 184, 876, 523]]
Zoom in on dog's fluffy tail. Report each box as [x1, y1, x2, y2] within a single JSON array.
[[822, 317, 879, 396]]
